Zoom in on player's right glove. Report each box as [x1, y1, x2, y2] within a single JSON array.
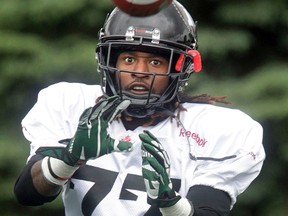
[[36, 96, 133, 185]]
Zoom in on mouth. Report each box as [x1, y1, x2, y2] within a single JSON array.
[[127, 83, 150, 94]]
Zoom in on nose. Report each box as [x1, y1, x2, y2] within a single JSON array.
[[133, 60, 149, 73], [131, 60, 150, 78]]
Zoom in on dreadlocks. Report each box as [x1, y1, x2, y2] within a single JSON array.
[[179, 93, 231, 105]]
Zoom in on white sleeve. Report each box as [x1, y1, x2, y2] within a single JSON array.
[[190, 109, 265, 208], [21, 82, 100, 161]]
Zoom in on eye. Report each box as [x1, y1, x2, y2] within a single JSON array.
[[124, 56, 135, 64], [150, 59, 161, 66]]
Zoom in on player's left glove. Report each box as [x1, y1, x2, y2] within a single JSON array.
[[140, 130, 181, 208], [140, 130, 194, 216]]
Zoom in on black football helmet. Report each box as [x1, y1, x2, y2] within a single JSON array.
[[96, 0, 201, 118]]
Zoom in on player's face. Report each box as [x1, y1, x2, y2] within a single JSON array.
[[115, 51, 170, 95]]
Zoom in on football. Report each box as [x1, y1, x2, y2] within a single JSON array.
[[112, 0, 173, 17]]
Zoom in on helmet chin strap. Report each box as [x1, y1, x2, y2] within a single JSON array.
[[124, 105, 156, 119], [124, 103, 176, 119], [121, 90, 161, 118], [121, 90, 161, 105]]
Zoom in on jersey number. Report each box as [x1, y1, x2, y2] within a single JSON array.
[[72, 165, 181, 216]]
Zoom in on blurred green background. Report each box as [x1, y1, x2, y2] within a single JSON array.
[[0, 0, 287, 215]]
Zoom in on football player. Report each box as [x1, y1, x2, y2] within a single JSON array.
[[14, 1, 265, 216]]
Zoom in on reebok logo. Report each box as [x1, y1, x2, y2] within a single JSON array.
[[179, 128, 207, 147]]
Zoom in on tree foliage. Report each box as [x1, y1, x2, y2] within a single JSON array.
[[0, 0, 287, 215]]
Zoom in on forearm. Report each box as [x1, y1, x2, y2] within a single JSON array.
[[186, 185, 231, 216], [31, 160, 62, 197], [14, 155, 61, 206], [160, 185, 231, 216]]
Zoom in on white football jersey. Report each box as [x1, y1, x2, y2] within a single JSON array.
[[22, 82, 265, 216]]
